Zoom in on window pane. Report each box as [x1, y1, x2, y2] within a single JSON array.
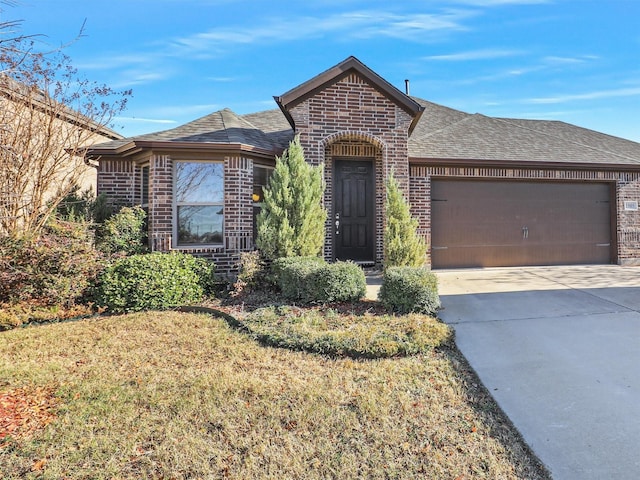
[[176, 162, 223, 203], [141, 166, 149, 205], [177, 205, 223, 245], [253, 165, 272, 203]]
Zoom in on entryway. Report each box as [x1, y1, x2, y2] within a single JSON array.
[[333, 159, 375, 262]]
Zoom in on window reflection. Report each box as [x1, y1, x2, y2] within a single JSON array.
[[175, 162, 224, 246]]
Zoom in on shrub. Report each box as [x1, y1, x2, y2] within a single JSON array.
[[384, 172, 427, 268], [230, 250, 267, 297], [309, 261, 366, 303], [95, 252, 212, 313], [272, 257, 365, 304], [271, 256, 325, 301], [0, 220, 105, 307], [96, 205, 147, 256], [378, 266, 440, 315], [256, 136, 327, 260]]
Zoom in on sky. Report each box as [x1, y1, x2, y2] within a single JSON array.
[[3, 0, 639, 142]]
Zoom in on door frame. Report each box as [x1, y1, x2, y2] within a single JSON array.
[[332, 157, 376, 263]]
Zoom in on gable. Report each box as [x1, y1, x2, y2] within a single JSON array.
[[275, 56, 423, 134]]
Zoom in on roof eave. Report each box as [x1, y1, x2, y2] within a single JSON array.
[[86, 140, 278, 160], [409, 156, 640, 172]]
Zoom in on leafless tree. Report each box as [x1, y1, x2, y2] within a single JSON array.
[[0, 7, 130, 237]]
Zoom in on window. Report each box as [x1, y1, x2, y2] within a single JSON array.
[[141, 165, 149, 207], [175, 161, 224, 246], [253, 165, 273, 240]]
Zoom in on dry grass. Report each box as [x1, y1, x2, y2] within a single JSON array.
[[0, 311, 550, 479], [241, 306, 452, 358]]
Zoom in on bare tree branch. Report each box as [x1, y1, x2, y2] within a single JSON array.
[[0, 7, 131, 237]]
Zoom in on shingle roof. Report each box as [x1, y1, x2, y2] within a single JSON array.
[[89, 108, 289, 154], [409, 110, 640, 165], [89, 96, 640, 167]]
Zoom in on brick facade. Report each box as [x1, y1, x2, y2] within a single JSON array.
[[94, 57, 640, 276], [96, 152, 257, 276], [288, 72, 414, 265]]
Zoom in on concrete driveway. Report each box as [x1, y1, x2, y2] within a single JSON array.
[[437, 265, 640, 480]]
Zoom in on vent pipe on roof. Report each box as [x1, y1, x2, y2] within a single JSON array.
[[405, 79, 410, 96]]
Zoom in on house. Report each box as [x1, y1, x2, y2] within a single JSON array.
[[86, 56, 640, 274], [0, 75, 123, 235]]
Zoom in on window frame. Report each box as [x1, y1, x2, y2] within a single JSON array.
[[173, 159, 225, 248]]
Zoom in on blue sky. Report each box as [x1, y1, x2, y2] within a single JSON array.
[[4, 0, 640, 141]]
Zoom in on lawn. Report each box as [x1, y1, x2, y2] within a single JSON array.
[[0, 310, 550, 479]]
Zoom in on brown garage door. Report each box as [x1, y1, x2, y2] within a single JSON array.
[[431, 180, 613, 268]]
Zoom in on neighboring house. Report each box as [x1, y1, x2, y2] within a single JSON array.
[[86, 56, 640, 274], [0, 76, 123, 234]]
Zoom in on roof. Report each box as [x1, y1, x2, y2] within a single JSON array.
[[409, 110, 640, 167], [0, 75, 123, 141], [86, 59, 640, 169], [87, 108, 292, 157]]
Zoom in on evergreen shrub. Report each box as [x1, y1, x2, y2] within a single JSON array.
[[96, 205, 148, 256], [95, 252, 215, 313], [378, 266, 440, 315], [272, 256, 365, 304], [256, 136, 327, 260], [384, 172, 427, 268]]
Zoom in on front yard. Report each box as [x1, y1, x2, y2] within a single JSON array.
[[0, 309, 550, 479]]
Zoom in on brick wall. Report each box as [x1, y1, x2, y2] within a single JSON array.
[[409, 165, 640, 266], [96, 159, 137, 207], [97, 153, 256, 277], [287, 72, 414, 265]]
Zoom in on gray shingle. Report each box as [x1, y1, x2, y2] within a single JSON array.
[[89, 97, 640, 167]]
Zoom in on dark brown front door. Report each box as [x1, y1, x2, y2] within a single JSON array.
[[334, 159, 375, 262], [431, 180, 613, 268]]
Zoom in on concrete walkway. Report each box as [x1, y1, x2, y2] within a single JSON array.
[[436, 265, 640, 480]]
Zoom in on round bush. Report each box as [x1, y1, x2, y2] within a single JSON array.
[[95, 252, 214, 313], [378, 266, 440, 315], [272, 257, 365, 304], [310, 262, 366, 303], [271, 256, 326, 301]]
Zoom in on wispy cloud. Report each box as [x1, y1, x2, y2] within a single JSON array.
[[423, 48, 522, 61], [452, 0, 550, 5], [168, 9, 475, 55], [115, 116, 177, 125], [526, 86, 640, 104], [111, 71, 170, 88]]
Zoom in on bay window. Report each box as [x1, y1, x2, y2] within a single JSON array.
[[175, 161, 224, 246]]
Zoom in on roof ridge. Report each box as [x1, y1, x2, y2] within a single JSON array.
[[494, 117, 640, 162], [421, 113, 479, 139]]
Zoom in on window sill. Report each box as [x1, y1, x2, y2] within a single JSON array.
[[174, 244, 224, 253]]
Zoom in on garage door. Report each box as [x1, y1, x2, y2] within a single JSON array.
[[431, 180, 612, 268]]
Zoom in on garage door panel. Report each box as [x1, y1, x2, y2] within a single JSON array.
[[431, 180, 612, 268]]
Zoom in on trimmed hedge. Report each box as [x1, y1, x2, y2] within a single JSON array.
[[95, 252, 215, 313], [271, 256, 365, 304], [378, 266, 440, 315]]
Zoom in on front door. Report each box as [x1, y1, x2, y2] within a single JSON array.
[[333, 159, 375, 262]]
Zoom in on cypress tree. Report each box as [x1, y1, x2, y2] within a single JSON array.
[[256, 136, 327, 260], [384, 172, 427, 268]]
